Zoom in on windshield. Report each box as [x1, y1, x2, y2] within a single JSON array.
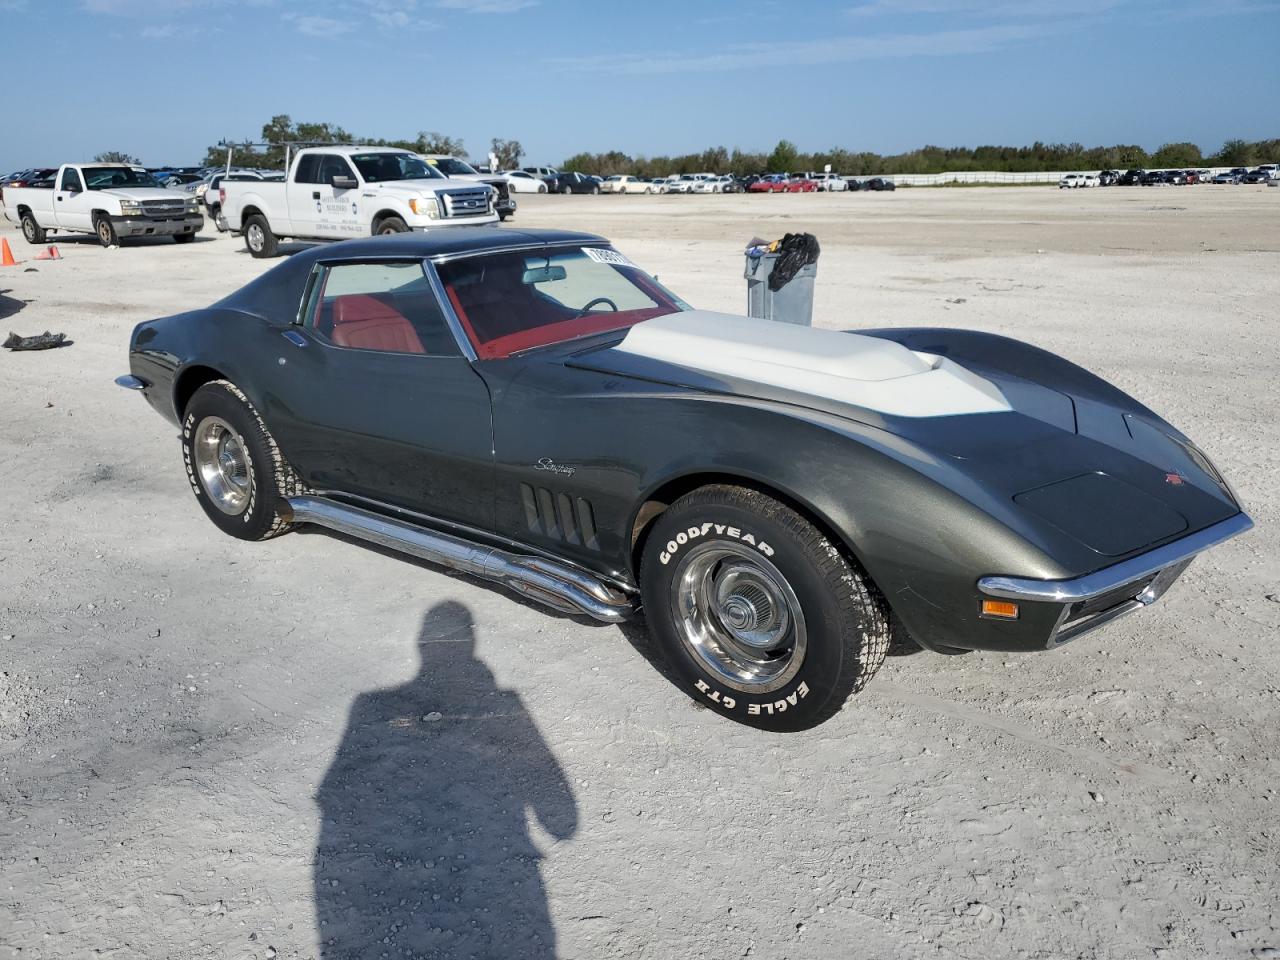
[[427, 157, 478, 177], [350, 152, 443, 182], [82, 166, 161, 190], [437, 246, 688, 360]]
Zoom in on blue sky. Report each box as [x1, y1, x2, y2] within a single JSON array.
[[1, 0, 1276, 170]]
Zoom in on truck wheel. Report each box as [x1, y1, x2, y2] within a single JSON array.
[[182, 380, 301, 541], [376, 216, 408, 235], [20, 212, 46, 245], [173, 233, 195, 244], [243, 215, 277, 258], [95, 215, 118, 247], [639, 485, 890, 731]]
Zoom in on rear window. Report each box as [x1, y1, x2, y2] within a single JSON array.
[[437, 246, 688, 360]]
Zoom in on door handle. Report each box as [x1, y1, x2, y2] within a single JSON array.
[[312, 191, 321, 200], [282, 329, 308, 347], [57, 196, 63, 201]]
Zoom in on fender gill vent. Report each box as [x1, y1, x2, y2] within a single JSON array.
[[519, 484, 600, 551]]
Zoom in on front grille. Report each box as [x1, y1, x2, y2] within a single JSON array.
[[1062, 574, 1158, 626], [519, 483, 599, 550], [141, 199, 188, 218], [441, 188, 491, 218]]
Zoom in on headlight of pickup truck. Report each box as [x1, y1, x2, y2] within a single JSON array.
[[185, 200, 201, 214], [119, 200, 143, 217], [409, 197, 440, 219]]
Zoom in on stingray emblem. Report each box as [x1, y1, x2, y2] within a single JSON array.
[[1165, 472, 1185, 486]]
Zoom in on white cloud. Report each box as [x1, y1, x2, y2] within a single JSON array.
[[286, 13, 353, 36], [361, 0, 438, 29], [553, 22, 1059, 74], [437, 0, 536, 12], [140, 22, 177, 36]]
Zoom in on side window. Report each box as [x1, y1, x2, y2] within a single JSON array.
[[305, 262, 458, 357], [318, 155, 355, 184], [294, 154, 322, 184], [60, 168, 83, 192]]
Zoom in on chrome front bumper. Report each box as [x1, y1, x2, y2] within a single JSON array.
[[978, 512, 1253, 646]]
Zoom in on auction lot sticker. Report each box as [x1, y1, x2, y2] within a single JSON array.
[[584, 247, 637, 268]]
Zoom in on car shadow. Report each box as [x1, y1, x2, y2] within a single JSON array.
[[233, 239, 321, 258], [0, 289, 29, 320], [314, 600, 578, 960]]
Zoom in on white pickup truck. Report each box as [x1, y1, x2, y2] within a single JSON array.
[[220, 146, 497, 258], [2, 163, 204, 247]]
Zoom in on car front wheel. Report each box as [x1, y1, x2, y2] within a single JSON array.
[[640, 485, 891, 731], [95, 215, 118, 247], [182, 380, 301, 541]]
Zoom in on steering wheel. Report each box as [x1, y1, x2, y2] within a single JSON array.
[[575, 297, 618, 317]]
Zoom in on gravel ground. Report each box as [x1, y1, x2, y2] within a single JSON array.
[[1, 186, 1277, 960]]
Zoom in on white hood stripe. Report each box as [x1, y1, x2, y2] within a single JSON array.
[[615, 311, 1009, 418]]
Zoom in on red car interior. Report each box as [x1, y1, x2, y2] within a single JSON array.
[[328, 294, 426, 354]]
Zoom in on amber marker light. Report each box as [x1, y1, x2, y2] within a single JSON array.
[[981, 599, 1020, 620]]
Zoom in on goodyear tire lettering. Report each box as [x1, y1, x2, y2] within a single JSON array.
[[658, 520, 776, 565]]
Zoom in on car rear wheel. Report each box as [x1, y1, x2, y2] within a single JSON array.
[[640, 485, 890, 731], [20, 212, 45, 245], [243, 214, 278, 258], [182, 380, 301, 541], [95, 215, 118, 248]]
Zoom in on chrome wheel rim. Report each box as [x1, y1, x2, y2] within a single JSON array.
[[98, 221, 112, 244], [669, 542, 806, 694], [22, 218, 36, 241], [246, 223, 264, 252], [193, 416, 253, 516]]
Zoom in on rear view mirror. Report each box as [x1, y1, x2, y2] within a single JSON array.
[[522, 265, 567, 284], [331, 175, 358, 190]]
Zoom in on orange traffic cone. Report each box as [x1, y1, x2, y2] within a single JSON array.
[[0, 238, 16, 267], [34, 245, 61, 261]]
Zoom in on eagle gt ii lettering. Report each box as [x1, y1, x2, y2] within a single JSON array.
[[117, 227, 1252, 732]]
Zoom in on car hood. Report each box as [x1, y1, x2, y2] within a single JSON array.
[[96, 187, 193, 202], [369, 177, 491, 194], [568, 311, 1240, 558]]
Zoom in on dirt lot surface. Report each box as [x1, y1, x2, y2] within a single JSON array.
[[2, 187, 1278, 960]]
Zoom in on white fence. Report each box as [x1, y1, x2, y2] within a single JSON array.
[[883, 167, 1238, 186]]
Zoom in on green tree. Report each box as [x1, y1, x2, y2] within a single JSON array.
[[490, 138, 523, 169], [415, 131, 466, 156], [1213, 139, 1255, 166], [766, 139, 799, 173], [94, 151, 140, 164], [1151, 142, 1202, 168]]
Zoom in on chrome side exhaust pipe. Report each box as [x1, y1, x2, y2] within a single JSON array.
[[284, 496, 634, 623]]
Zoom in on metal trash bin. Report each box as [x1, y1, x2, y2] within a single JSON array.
[[744, 243, 818, 326]]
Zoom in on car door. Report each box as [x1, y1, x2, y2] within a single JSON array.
[[267, 258, 496, 530], [55, 168, 93, 231]]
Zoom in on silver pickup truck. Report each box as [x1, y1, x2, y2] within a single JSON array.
[[2, 163, 204, 246]]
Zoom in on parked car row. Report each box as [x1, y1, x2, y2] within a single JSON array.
[[1061, 166, 1280, 188]]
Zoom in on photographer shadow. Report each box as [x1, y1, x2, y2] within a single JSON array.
[[314, 601, 577, 959]]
